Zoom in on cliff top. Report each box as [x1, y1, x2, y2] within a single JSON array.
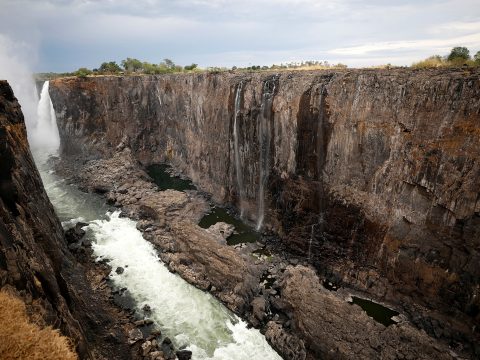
[[50, 66, 480, 85]]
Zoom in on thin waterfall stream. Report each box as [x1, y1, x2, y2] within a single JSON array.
[[309, 85, 328, 262], [32, 84, 282, 360], [233, 81, 245, 217], [256, 77, 277, 231]]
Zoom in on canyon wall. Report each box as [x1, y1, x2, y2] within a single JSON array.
[[0, 80, 88, 353], [0, 80, 131, 359], [49, 69, 480, 351]]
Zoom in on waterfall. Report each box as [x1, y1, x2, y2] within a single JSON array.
[[233, 81, 245, 217], [308, 223, 315, 261], [309, 85, 328, 262], [308, 213, 324, 262], [32, 81, 60, 154], [256, 77, 277, 231]]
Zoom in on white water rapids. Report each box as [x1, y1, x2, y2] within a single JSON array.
[[31, 83, 282, 360]]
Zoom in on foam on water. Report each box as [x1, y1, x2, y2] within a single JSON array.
[[90, 211, 281, 360], [33, 86, 281, 360]]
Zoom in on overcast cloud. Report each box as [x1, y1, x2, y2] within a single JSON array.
[[0, 0, 479, 71]]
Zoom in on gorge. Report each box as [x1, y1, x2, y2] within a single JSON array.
[[0, 67, 479, 359]]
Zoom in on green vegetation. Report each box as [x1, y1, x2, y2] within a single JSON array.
[[121, 57, 142, 72], [447, 47, 470, 62], [35, 58, 350, 80], [34, 46, 480, 81], [413, 46, 480, 68], [474, 51, 480, 65], [118, 57, 185, 74], [184, 63, 198, 71], [74, 67, 93, 78], [98, 61, 122, 73]]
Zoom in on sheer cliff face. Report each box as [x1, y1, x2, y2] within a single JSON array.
[[0, 81, 133, 360], [49, 69, 480, 324], [0, 80, 89, 353]]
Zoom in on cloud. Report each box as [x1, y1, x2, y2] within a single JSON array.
[[0, 0, 479, 71], [329, 33, 480, 56], [429, 20, 480, 34]]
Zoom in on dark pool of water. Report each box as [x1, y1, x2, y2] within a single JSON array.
[[198, 207, 260, 245], [147, 164, 196, 192], [350, 296, 399, 326], [322, 280, 338, 291]]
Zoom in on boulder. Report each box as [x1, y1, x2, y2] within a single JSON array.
[[128, 328, 143, 345], [65, 222, 88, 244], [176, 350, 193, 360]]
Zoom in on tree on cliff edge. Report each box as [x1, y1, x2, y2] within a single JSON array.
[[121, 58, 143, 73], [447, 47, 470, 63], [475, 51, 480, 65], [99, 61, 122, 74]]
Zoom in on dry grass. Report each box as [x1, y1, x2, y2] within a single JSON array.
[[0, 290, 78, 360], [412, 56, 448, 69], [412, 55, 479, 68]]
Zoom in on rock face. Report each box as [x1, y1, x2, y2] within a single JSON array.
[[53, 139, 459, 360], [275, 266, 455, 360], [49, 69, 480, 356], [0, 80, 133, 359], [0, 80, 87, 352]]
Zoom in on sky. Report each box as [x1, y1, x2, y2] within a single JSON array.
[[0, 0, 479, 72]]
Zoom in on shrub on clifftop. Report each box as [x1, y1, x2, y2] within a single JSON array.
[[447, 47, 470, 62], [99, 61, 122, 74], [74, 67, 92, 78], [474, 51, 480, 65], [412, 46, 479, 68]]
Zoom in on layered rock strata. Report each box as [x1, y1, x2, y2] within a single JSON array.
[[54, 145, 459, 360], [49, 68, 480, 357]]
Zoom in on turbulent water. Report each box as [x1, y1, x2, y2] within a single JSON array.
[[33, 86, 281, 360], [91, 212, 280, 359]]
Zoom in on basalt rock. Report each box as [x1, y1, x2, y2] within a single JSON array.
[[0, 80, 133, 359], [49, 69, 480, 357], [56, 149, 261, 314], [0, 80, 88, 356], [278, 265, 455, 359], [65, 222, 87, 244]]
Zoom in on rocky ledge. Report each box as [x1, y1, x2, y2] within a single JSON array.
[[54, 144, 462, 359], [49, 68, 480, 358]]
